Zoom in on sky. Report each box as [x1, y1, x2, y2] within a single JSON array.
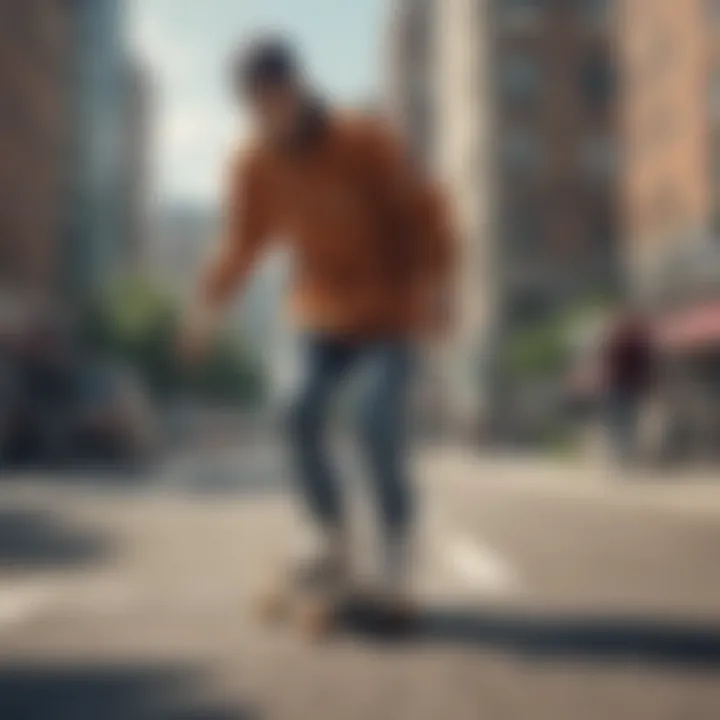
[[129, 0, 388, 206]]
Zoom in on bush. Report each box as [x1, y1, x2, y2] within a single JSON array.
[[79, 277, 266, 405], [501, 295, 612, 381]]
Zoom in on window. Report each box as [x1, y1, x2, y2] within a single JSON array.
[[507, 290, 549, 325], [497, 0, 543, 31], [580, 137, 617, 178], [579, 0, 613, 27], [502, 129, 542, 173], [580, 51, 615, 108], [500, 55, 541, 106], [504, 205, 542, 254], [589, 210, 616, 261]]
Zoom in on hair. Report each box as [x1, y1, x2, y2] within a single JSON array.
[[232, 33, 300, 96]]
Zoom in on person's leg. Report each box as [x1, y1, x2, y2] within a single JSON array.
[[607, 390, 634, 464], [287, 335, 359, 561], [356, 340, 415, 597], [606, 391, 621, 460], [624, 393, 640, 462]]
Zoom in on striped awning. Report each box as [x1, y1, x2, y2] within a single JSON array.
[[655, 302, 720, 350]]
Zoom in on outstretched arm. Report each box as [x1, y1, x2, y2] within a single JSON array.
[[201, 149, 272, 307], [180, 150, 272, 364]]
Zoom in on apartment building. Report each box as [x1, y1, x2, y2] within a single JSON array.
[[618, 0, 714, 297], [67, 0, 132, 299], [0, 1, 74, 296], [386, 0, 437, 168], [489, 0, 621, 310], [390, 0, 720, 427], [0, 0, 142, 307]]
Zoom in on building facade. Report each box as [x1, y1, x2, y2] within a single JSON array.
[[120, 58, 152, 272], [386, 0, 437, 168], [618, 0, 714, 298], [709, 0, 720, 238], [390, 0, 720, 431], [434, 0, 495, 426], [0, 0, 143, 309], [489, 0, 620, 311], [0, 1, 74, 297], [66, 0, 132, 300]]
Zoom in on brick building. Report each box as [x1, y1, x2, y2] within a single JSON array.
[[0, 0, 145, 310], [389, 0, 720, 431], [490, 0, 620, 314], [619, 0, 714, 297], [0, 1, 74, 297]]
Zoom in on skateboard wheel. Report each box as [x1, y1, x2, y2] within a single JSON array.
[[255, 588, 289, 624], [296, 598, 337, 640]]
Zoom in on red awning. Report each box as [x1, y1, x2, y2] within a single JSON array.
[[655, 302, 720, 351]]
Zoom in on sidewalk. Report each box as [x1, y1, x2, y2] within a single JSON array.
[[419, 445, 720, 516]]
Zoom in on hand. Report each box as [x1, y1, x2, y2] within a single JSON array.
[[177, 304, 219, 368]]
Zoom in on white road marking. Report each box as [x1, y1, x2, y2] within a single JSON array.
[[443, 534, 520, 596], [0, 577, 142, 630], [426, 504, 520, 597], [0, 584, 54, 628]]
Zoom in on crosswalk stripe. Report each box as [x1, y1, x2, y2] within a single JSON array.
[[0, 584, 54, 628], [443, 534, 519, 595]]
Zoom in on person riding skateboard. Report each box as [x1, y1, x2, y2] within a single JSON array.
[[179, 35, 456, 628]]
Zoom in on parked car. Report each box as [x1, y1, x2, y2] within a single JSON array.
[[74, 362, 161, 464], [0, 333, 160, 468]]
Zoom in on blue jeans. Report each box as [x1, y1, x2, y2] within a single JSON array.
[[287, 334, 415, 540]]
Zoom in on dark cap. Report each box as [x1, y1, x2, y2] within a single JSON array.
[[233, 34, 299, 96]]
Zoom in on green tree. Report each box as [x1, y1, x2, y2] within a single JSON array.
[[80, 277, 266, 405]]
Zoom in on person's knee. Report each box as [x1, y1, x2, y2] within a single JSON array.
[[358, 396, 411, 513], [357, 387, 393, 457]]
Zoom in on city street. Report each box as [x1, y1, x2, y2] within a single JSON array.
[[1, 442, 720, 719]]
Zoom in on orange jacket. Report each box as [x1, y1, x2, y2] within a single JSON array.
[[201, 112, 456, 338]]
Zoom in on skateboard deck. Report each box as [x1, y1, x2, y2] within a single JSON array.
[[255, 579, 350, 638], [255, 579, 420, 640]]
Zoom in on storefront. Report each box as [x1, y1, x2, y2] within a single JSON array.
[[650, 301, 720, 462]]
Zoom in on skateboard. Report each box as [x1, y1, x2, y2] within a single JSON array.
[[255, 576, 419, 640], [254, 575, 352, 639]]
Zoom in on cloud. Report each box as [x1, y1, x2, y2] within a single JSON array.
[[156, 105, 247, 203], [129, 0, 384, 203], [130, 0, 248, 205]]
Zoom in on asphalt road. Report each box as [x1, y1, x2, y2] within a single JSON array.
[[1, 443, 720, 719]]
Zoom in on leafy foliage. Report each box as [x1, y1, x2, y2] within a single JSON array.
[[80, 278, 266, 405]]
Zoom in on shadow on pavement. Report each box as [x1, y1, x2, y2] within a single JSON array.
[[0, 509, 114, 571], [0, 662, 255, 720], [350, 607, 720, 670], [0, 450, 290, 498]]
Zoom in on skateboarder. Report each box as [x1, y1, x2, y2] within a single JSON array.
[[179, 35, 455, 626]]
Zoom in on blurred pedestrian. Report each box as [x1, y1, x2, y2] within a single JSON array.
[[179, 34, 456, 623], [602, 308, 655, 465]]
